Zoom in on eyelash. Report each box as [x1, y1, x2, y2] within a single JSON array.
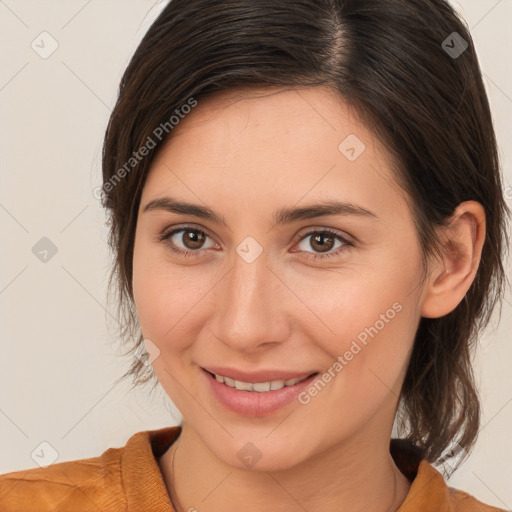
[[157, 224, 353, 261]]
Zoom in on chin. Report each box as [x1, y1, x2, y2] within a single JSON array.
[[205, 432, 309, 473]]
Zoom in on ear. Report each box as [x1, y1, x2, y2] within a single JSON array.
[[421, 201, 486, 319]]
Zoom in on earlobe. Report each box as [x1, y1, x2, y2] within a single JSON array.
[[421, 201, 486, 319]]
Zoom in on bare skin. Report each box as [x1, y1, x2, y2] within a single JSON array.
[[131, 85, 485, 512]]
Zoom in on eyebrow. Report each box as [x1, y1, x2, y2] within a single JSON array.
[[142, 195, 378, 228]]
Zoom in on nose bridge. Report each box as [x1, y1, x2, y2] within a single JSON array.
[[212, 249, 288, 351]]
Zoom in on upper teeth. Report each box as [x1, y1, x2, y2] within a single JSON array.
[[213, 373, 310, 392]]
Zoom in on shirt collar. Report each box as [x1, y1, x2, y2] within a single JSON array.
[[122, 426, 179, 511]]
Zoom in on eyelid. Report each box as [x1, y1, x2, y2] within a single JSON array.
[[157, 223, 355, 259], [290, 227, 353, 261], [157, 223, 218, 247], [294, 225, 355, 245], [158, 222, 211, 239]]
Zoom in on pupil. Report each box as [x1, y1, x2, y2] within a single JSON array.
[[313, 233, 333, 252], [185, 230, 204, 249]]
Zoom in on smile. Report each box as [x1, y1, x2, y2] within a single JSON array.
[[201, 367, 320, 417], [206, 370, 314, 392]]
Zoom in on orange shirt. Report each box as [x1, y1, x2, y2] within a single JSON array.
[[0, 426, 507, 511]]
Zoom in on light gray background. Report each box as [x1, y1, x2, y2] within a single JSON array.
[[0, 0, 511, 508]]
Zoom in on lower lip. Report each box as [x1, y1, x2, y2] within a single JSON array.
[[202, 368, 318, 417]]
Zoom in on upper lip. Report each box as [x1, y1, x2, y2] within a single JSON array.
[[202, 366, 317, 383]]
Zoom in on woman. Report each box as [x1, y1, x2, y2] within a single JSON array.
[[1, 0, 509, 510]]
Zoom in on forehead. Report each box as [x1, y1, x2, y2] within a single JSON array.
[[142, 85, 407, 223], [166, 85, 370, 145]]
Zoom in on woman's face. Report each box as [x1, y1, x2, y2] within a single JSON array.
[[132, 86, 429, 470]]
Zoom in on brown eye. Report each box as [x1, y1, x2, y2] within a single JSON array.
[[294, 229, 351, 261], [181, 229, 206, 250], [309, 233, 335, 252], [160, 226, 218, 256]]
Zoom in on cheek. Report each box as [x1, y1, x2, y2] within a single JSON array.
[[309, 284, 415, 376], [132, 239, 213, 350], [295, 277, 418, 433], [132, 237, 175, 340], [294, 244, 422, 377]]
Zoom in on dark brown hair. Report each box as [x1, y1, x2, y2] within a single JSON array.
[[101, 0, 510, 474]]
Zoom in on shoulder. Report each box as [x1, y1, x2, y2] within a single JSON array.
[[400, 458, 509, 512], [390, 440, 508, 512], [448, 486, 510, 512], [0, 444, 125, 511], [0, 427, 179, 511]]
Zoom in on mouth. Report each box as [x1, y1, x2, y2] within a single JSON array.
[[202, 368, 318, 392], [201, 367, 320, 417]]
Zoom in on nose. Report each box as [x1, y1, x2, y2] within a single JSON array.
[[209, 252, 290, 353]]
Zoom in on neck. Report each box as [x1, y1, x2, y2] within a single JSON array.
[[159, 424, 412, 512]]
